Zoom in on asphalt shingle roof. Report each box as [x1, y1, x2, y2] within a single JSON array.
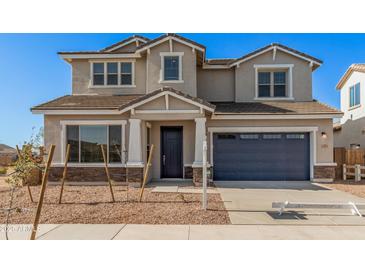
[[213, 101, 341, 115]]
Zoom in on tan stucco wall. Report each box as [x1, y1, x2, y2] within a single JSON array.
[[44, 114, 334, 180], [71, 58, 146, 95], [235, 50, 313, 102], [146, 41, 197, 96], [206, 118, 334, 164], [149, 120, 195, 180], [334, 117, 365, 148], [197, 68, 235, 102], [135, 95, 199, 111], [44, 114, 130, 163]]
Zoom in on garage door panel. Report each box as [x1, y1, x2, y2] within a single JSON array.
[[213, 132, 310, 181]]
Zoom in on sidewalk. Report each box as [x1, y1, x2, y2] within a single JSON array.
[[2, 224, 365, 240]]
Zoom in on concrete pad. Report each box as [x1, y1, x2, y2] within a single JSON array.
[[113, 224, 189, 240], [151, 186, 178, 193], [0, 224, 60, 240], [332, 226, 365, 239], [178, 188, 217, 194], [215, 181, 365, 225], [38, 224, 125, 240], [189, 225, 263, 240]]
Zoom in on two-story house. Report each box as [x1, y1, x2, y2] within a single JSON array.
[[334, 64, 365, 149], [31, 34, 342, 185]]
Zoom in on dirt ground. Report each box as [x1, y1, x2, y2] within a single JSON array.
[[322, 181, 365, 199], [0, 185, 230, 224]]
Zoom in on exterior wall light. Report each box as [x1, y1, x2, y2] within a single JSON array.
[[321, 132, 327, 139]]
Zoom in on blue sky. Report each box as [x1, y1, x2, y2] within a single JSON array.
[[1, 33, 364, 147]]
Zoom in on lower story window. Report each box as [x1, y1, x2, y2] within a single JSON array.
[[66, 125, 122, 163]]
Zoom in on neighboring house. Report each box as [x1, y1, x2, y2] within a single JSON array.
[[0, 144, 17, 166], [334, 64, 365, 148], [31, 34, 342, 185]]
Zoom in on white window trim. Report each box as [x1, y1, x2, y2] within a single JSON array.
[[89, 61, 136, 88], [349, 82, 361, 109], [254, 64, 294, 100], [159, 52, 184, 83], [60, 120, 127, 165], [207, 126, 318, 180]]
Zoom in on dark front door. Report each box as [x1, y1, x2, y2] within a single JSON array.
[[161, 127, 183, 178]]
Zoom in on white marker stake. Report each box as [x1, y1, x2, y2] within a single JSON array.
[[202, 137, 208, 210]]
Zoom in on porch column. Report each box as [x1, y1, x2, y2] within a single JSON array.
[[193, 117, 206, 166], [127, 118, 143, 166]]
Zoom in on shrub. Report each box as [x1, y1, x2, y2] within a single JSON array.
[[0, 166, 7, 175]]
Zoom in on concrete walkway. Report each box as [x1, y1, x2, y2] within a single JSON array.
[[2, 224, 365, 240]]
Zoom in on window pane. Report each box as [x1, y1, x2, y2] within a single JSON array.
[[107, 62, 118, 74], [274, 72, 286, 84], [121, 74, 132, 85], [109, 126, 122, 163], [286, 134, 305, 139], [355, 83, 361, 106], [164, 56, 179, 80], [258, 72, 270, 84], [121, 62, 132, 73], [258, 85, 270, 97], [107, 74, 118, 85], [274, 85, 286, 97], [350, 86, 355, 107], [217, 134, 236, 139], [80, 125, 107, 163], [93, 74, 104, 85], [66, 125, 79, 162], [93, 63, 104, 74], [240, 134, 259, 140], [263, 134, 281, 140]]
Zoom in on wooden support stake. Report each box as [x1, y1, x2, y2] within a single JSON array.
[[100, 144, 115, 202], [16, 145, 34, 203], [139, 144, 154, 202], [58, 144, 70, 204], [30, 144, 55, 240]]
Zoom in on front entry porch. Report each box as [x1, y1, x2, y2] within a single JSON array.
[[123, 87, 215, 186]]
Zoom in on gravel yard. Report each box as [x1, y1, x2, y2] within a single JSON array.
[[0, 185, 230, 224], [322, 181, 365, 199]]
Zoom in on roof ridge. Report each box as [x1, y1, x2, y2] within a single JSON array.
[[100, 35, 150, 52], [229, 43, 323, 66], [136, 33, 206, 51]]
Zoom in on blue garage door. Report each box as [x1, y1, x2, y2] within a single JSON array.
[[213, 132, 310, 181]]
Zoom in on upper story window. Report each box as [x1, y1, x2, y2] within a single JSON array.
[[349, 82, 360, 108], [258, 71, 287, 97], [160, 52, 184, 83], [254, 64, 294, 100], [91, 61, 135, 87]]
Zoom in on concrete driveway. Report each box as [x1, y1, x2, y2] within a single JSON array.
[[214, 181, 365, 225]]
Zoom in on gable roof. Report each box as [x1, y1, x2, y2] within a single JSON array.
[[135, 33, 206, 53], [118, 86, 215, 113], [336, 64, 365, 90], [100, 35, 150, 52], [229, 43, 323, 69]]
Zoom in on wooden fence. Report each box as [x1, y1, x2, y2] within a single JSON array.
[[334, 148, 365, 179]]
